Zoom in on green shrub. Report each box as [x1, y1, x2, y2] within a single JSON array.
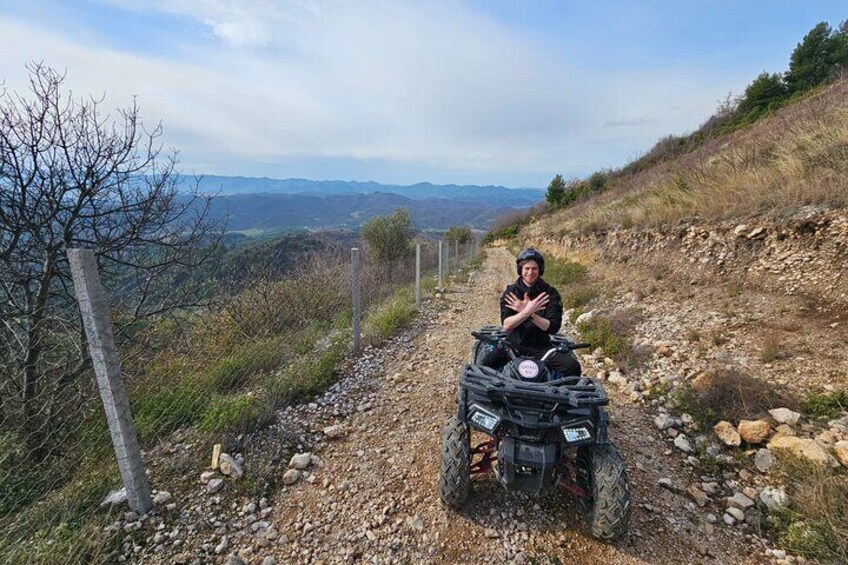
[[207, 355, 253, 392], [0, 469, 120, 564], [543, 256, 587, 287], [562, 285, 599, 309], [364, 290, 415, 346], [670, 384, 719, 429], [133, 381, 209, 443], [577, 317, 630, 363], [801, 389, 848, 419], [361, 208, 413, 263], [195, 335, 290, 394], [265, 337, 347, 408], [200, 394, 272, 434], [770, 456, 848, 563], [568, 308, 582, 324]]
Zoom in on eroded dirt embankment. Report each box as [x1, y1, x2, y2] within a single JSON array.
[[530, 207, 848, 397], [532, 207, 848, 316]]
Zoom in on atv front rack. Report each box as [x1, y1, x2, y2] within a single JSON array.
[[460, 363, 608, 408]]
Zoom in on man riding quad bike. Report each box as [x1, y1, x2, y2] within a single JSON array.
[[439, 249, 632, 540]]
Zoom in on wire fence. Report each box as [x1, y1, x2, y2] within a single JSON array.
[[0, 236, 481, 563]]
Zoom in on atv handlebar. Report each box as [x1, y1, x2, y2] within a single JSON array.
[[471, 328, 591, 362]]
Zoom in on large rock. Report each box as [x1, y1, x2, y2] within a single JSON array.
[[833, 441, 848, 468], [607, 372, 627, 387], [575, 311, 595, 325], [767, 436, 838, 467], [153, 490, 173, 505], [207, 478, 225, 493], [289, 452, 312, 470], [769, 408, 801, 426], [726, 492, 755, 510], [738, 420, 770, 444], [687, 486, 710, 507], [713, 421, 741, 447], [323, 425, 345, 439], [101, 487, 128, 507], [674, 434, 693, 453], [654, 413, 678, 430], [754, 448, 776, 473], [282, 469, 301, 485], [772, 424, 796, 439], [219, 453, 244, 480], [759, 486, 788, 512]]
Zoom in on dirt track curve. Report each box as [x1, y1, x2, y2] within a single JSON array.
[[265, 247, 757, 564]]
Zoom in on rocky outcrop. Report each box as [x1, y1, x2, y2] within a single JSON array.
[[537, 207, 848, 310]]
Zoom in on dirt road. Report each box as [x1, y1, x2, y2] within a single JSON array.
[[265, 247, 757, 564]]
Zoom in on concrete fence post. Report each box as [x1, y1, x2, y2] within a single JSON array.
[[437, 240, 443, 288], [66, 249, 152, 514], [454, 240, 459, 268], [351, 247, 362, 352], [415, 243, 421, 309]]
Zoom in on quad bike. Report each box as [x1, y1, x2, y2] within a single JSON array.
[[439, 325, 632, 540]]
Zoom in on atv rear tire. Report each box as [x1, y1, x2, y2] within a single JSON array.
[[439, 416, 470, 508], [577, 441, 632, 540]]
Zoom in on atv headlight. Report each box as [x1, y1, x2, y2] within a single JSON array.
[[562, 427, 591, 443], [517, 359, 540, 380], [470, 405, 500, 433]]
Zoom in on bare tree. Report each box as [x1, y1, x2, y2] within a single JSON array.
[[0, 63, 222, 464]]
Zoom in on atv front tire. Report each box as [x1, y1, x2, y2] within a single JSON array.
[[439, 416, 470, 508], [577, 441, 632, 540], [471, 340, 493, 366]]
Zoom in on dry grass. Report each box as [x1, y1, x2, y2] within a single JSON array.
[[525, 81, 848, 237], [760, 332, 788, 363], [772, 456, 848, 563], [672, 367, 798, 427]]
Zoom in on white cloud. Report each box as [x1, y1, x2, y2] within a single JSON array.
[[0, 1, 743, 184]]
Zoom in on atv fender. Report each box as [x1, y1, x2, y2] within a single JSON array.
[[595, 407, 609, 444], [456, 385, 468, 423]]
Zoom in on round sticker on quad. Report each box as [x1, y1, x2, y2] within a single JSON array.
[[517, 359, 539, 379]]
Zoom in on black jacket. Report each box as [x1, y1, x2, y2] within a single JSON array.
[[499, 277, 563, 354]]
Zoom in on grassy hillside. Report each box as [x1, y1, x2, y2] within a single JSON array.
[[526, 79, 848, 239]]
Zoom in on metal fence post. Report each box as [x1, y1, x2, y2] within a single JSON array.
[[437, 240, 443, 288], [415, 243, 421, 309], [66, 249, 152, 514], [351, 247, 362, 352]]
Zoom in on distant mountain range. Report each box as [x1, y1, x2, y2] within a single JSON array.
[[206, 192, 519, 232], [183, 175, 544, 207], [182, 175, 543, 233]]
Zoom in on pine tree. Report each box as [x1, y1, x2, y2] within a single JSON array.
[[785, 22, 833, 93], [738, 72, 788, 116], [546, 174, 566, 206]]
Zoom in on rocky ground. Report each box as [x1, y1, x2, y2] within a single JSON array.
[[113, 245, 848, 565]]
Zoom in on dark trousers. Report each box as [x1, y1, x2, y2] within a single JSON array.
[[480, 347, 582, 377]]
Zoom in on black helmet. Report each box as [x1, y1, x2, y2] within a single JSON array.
[[516, 248, 545, 276]]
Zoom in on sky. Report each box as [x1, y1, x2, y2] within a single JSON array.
[[0, 1, 844, 188]]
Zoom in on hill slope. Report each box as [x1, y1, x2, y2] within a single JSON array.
[[507, 79, 848, 564]]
